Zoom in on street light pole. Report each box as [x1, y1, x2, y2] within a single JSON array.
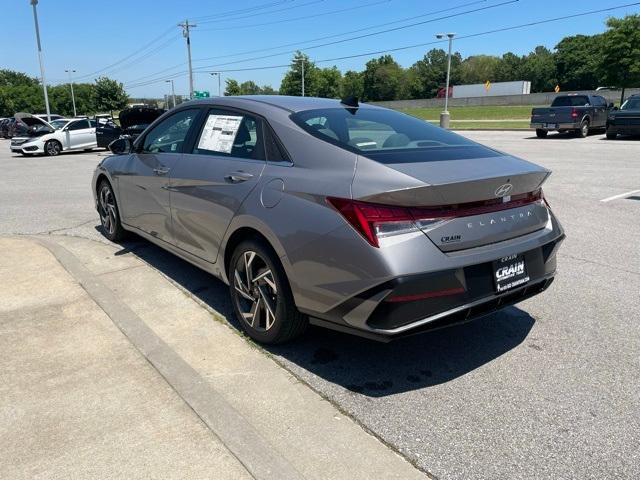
[[65, 69, 77, 117], [300, 57, 305, 97], [30, 0, 51, 122], [165, 79, 176, 108], [436, 33, 455, 129], [210, 72, 221, 96]]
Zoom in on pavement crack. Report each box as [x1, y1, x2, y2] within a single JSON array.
[[558, 253, 640, 276], [35, 218, 98, 235]]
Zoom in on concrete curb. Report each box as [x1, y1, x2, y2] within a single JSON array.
[[25, 235, 428, 480]]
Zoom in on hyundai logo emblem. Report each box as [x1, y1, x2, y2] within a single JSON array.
[[495, 183, 513, 197]]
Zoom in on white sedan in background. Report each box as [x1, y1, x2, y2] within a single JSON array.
[[10, 113, 97, 156]]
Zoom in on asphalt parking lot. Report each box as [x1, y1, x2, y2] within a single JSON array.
[[1, 131, 639, 479]]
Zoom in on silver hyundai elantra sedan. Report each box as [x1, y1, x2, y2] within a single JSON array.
[[92, 96, 564, 344]]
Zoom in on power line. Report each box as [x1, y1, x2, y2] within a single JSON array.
[[124, 0, 498, 86], [193, 0, 485, 61], [190, 0, 295, 22], [191, 0, 517, 70], [195, 0, 326, 27], [73, 26, 176, 80], [125, 1, 640, 89]]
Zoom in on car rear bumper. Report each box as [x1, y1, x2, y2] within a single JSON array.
[[530, 122, 579, 130], [305, 233, 564, 341]]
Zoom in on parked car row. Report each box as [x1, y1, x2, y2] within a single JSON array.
[[530, 93, 640, 139], [4, 107, 165, 156]]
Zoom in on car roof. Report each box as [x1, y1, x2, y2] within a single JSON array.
[[185, 95, 379, 113]]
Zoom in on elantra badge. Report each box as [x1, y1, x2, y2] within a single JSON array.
[[495, 183, 513, 197]]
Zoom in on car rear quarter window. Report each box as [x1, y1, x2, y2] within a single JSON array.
[[551, 96, 590, 107], [291, 107, 499, 164]]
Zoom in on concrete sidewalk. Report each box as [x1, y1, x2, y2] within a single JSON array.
[[0, 235, 426, 480]]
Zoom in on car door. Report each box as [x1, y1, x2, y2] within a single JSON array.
[[96, 118, 121, 148], [64, 119, 92, 149], [168, 108, 266, 263], [118, 108, 201, 244], [592, 96, 607, 127]]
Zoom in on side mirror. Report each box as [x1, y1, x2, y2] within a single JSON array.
[[108, 137, 133, 155], [608, 103, 615, 109], [613, 106, 619, 111]]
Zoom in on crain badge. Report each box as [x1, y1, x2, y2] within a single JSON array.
[[495, 183, 513, 197], [441, 234, 461, 244]]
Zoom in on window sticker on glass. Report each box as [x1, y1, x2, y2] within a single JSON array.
[[198, 114, 243, 154]]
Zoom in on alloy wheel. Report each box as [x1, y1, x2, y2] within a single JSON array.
[[98, 184, 117, 236], [46, 141, 60, 156], [233, 251, 278, 332]]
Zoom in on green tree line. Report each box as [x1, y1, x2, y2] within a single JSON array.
[[0, 72, 129, 117], [225, 15, 640, 102]]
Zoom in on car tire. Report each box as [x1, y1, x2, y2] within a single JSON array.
[[606, 127, 617, 140], [535, 129, 548, 138], [97, 180, 127, 242], [44, 139, 62, 156], [577, 120, 589, 138], [229, 239, 307, 344]]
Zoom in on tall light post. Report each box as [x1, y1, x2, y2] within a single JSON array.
[[165, 79, 176, 108], [210, 72, 221, 96], [300, 57, 305, 97], [65, 69, 77, 117], [30, 0, 51, 122], [436, 33, 455, 129]]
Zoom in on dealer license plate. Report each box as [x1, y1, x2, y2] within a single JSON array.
[[493, 254, 530, 293]]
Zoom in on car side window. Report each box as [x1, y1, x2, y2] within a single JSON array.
[[68, 119, 90, 130], [193, 109, 265, 160], [142, 108, 199, 154]]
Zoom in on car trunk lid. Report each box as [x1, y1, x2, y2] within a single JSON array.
[[351, 151, 551, 251]]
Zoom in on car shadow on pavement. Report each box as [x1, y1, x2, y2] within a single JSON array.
[[116, 234, 536, 397]]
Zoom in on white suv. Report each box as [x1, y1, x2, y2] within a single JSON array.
[[10, 113, 97, 156]]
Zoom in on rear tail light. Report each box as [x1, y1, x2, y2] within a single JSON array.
[[571, 108, 579, 119], [327, 189, 544, 248]]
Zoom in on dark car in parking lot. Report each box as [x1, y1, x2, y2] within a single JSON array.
[[606, 94, 640, 139], [95, 106, 165, 149], [530, 94, 613, 138]]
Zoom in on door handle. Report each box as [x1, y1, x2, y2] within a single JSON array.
[[153, 167, 170, 175], [225, 171, 254, 183]]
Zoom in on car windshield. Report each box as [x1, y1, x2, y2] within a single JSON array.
[[621, 97, 640, 110], [551, 96, 590, 107], [291, 107, 499, 164], [49, 119, 69, 130]]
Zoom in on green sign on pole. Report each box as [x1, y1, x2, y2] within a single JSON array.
[[193, 90, 210, 99]]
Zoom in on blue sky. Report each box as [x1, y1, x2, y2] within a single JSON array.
[[2, 0, 638, 97]]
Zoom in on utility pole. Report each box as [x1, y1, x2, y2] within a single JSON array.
[[165, 79, 176, 108], [30, 0, 51, 122], [65, 69, 77, 117], [210, 72, 221, 96], [178, 19, 196, 99], [300, 57, 305, 97], [436, 33, 455, 129]]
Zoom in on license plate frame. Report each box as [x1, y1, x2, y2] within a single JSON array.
[[493, 254, 530, 293], [545, 123, 558, 129]]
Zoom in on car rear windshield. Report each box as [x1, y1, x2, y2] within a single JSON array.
[[551, 96, 590, 107], [621, 97, 640, 110], [291, 107, 500, 164]]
